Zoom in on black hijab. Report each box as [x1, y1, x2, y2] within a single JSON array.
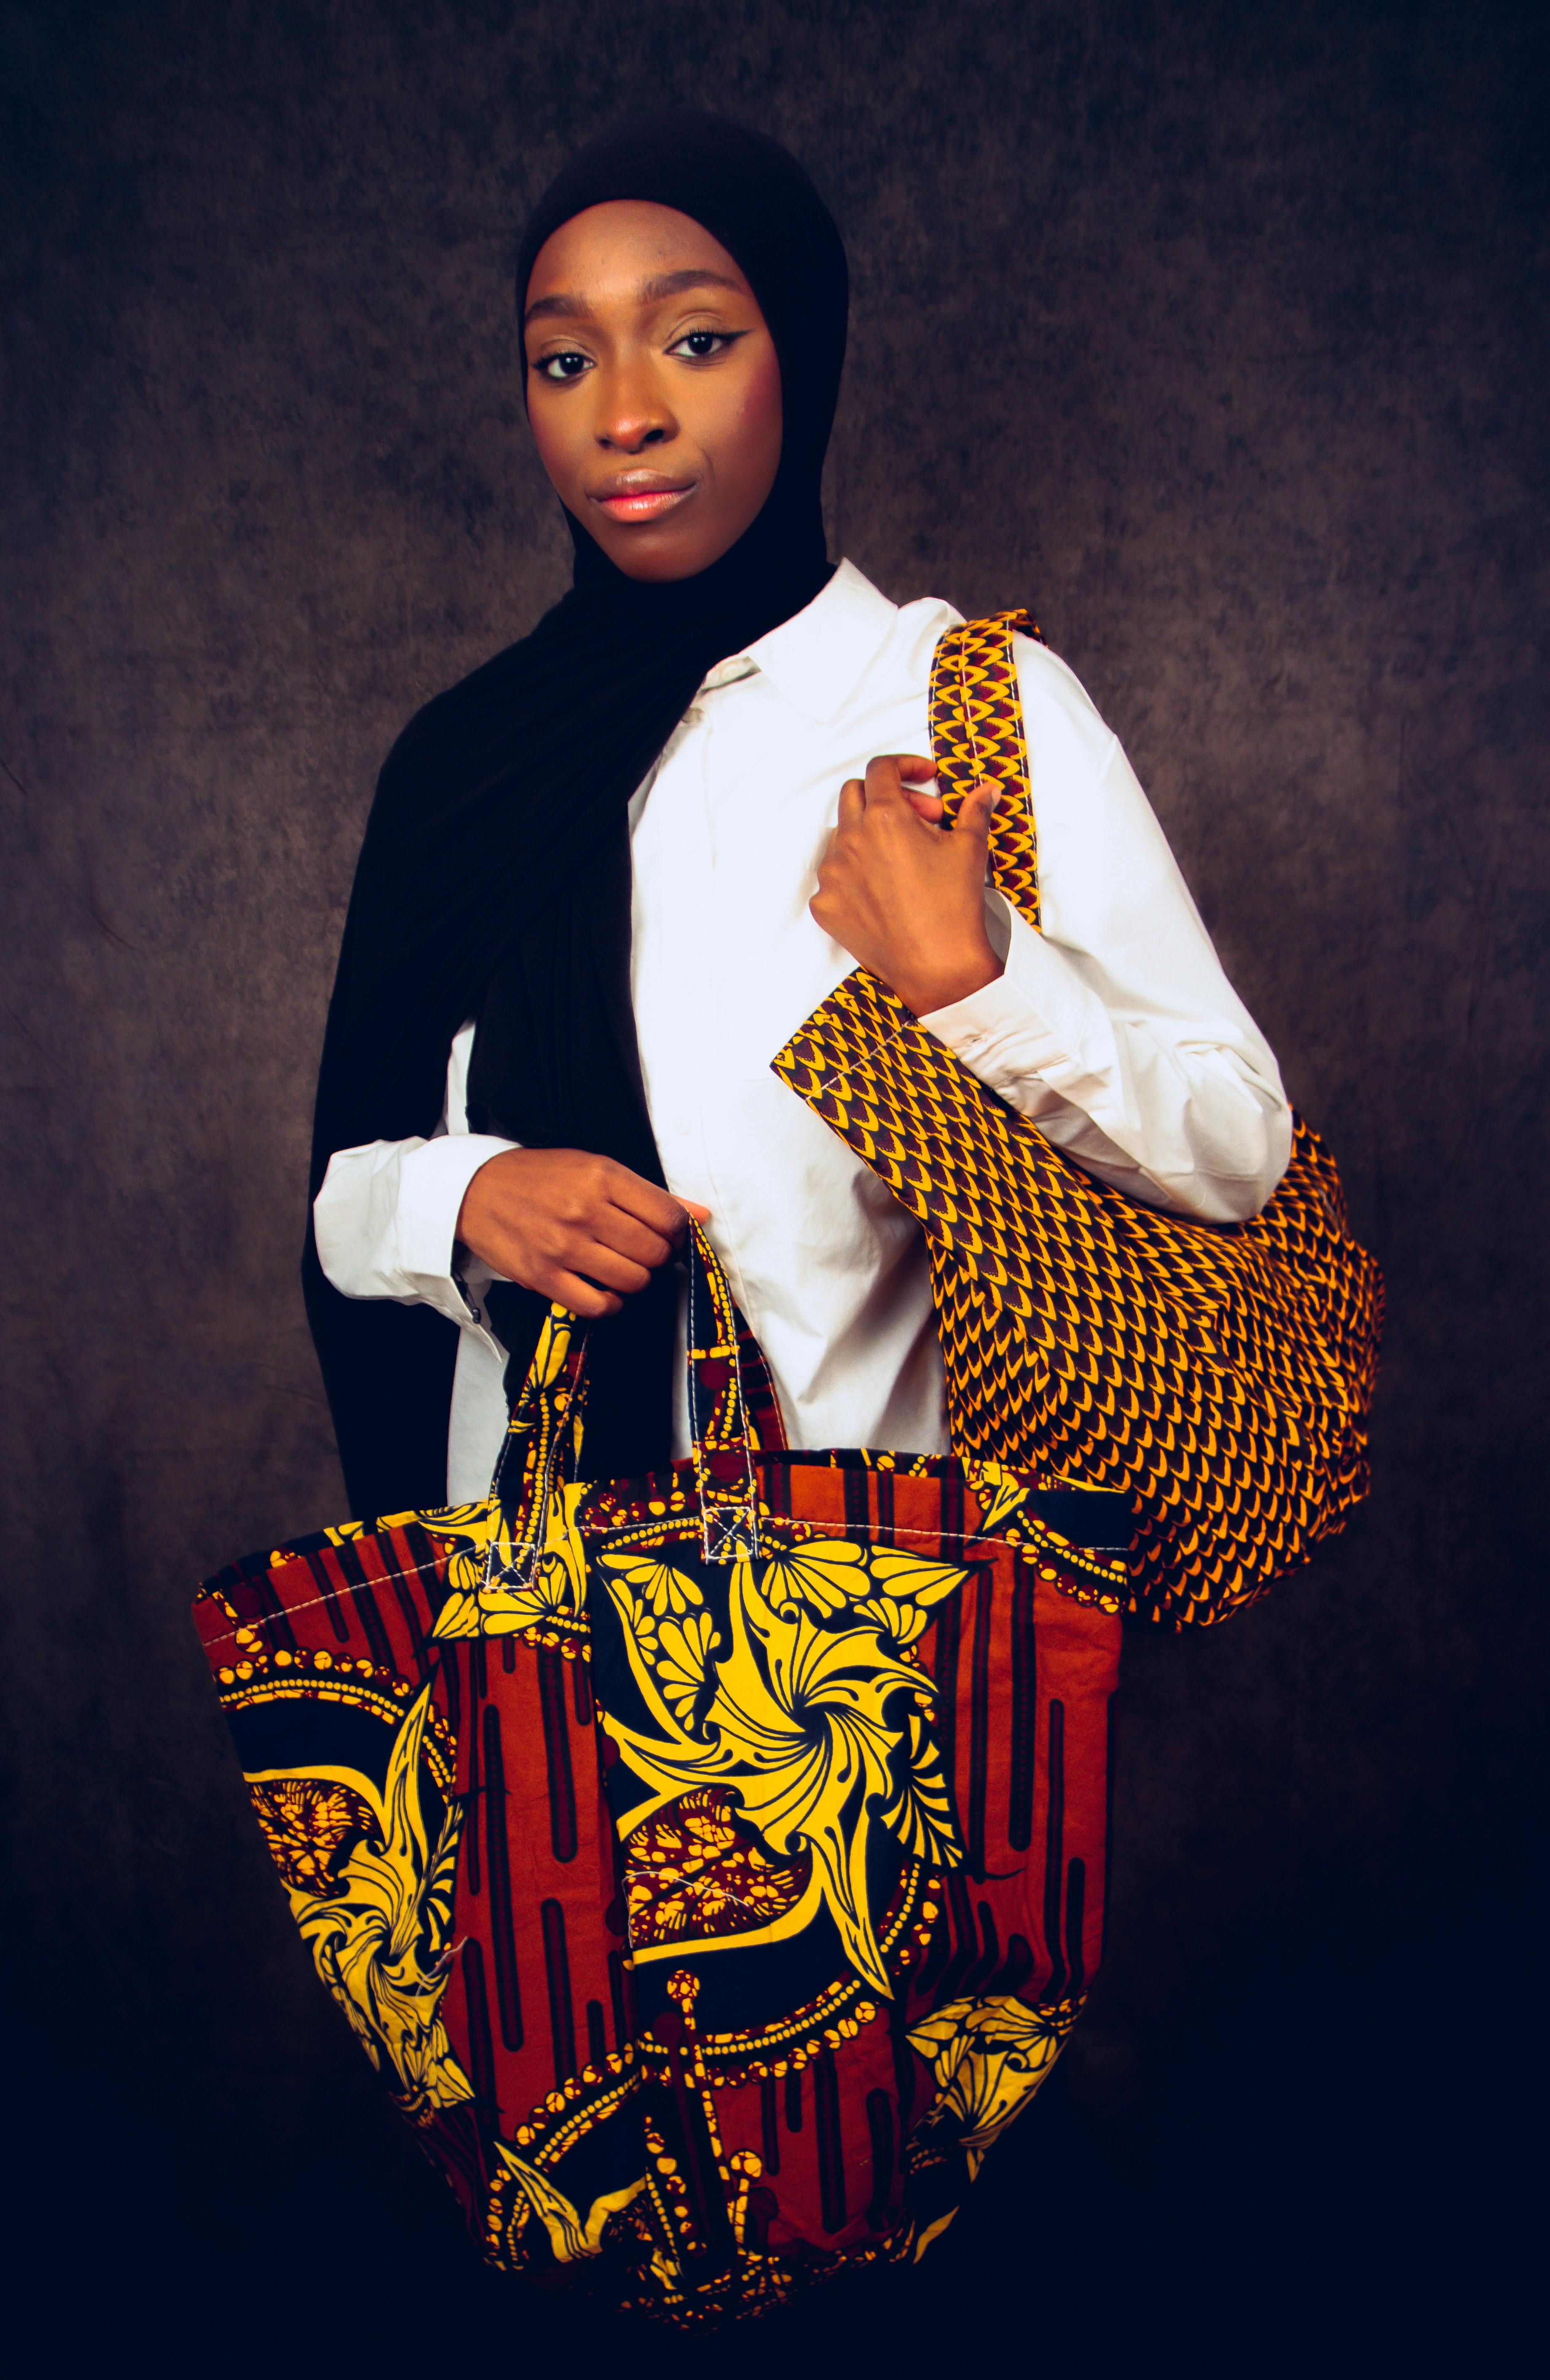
[[304, 112, 849, 1518]]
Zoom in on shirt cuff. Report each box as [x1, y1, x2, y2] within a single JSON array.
[[313, 1132, 519, 1327], [917, 903, 1113, 1113], [394, 1133, 520, 1285]]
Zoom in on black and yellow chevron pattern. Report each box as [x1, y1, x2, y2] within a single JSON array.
[[772, 612, 1383, 1625]]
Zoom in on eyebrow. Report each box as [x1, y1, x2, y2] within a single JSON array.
[[523, 267, 746, 328]]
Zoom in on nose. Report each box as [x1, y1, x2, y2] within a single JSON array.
[[595, 360, 677, 454]]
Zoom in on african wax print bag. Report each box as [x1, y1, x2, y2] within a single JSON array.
[[194, 1226, 1126, 2327], [774, 613, 1384, 1629]]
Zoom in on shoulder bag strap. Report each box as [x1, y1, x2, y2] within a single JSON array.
[[929, 609, 1043, 930]]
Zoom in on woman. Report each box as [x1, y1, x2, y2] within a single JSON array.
[[266, 109, 1318, 2321], [307, 112, 1291, 1534]]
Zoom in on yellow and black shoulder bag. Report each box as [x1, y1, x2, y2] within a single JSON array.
[[773, 612, 1384, 1629]]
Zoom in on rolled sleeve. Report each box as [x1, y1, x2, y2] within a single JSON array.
[[922, 900, 1118, 1119], [313, 1131, 518, 1333]]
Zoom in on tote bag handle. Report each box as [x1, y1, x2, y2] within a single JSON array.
[[483, 1223, 766, 1588]]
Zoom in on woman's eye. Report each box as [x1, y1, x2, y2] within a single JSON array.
[[669, 330, 734, 361], [535, 350, 592, 382]]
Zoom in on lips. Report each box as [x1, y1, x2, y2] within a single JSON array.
[[588, 473, 696, 523]]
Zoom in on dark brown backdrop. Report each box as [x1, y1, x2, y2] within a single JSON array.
[[3, 0, 1544, 2367]]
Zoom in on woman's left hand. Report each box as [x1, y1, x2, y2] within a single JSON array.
[[809, 754, 1003, 1015]]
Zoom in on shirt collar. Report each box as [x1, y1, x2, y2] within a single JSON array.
[[701, 560, 901, 723]]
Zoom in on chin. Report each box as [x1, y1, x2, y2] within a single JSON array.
[[606, 539, 722, 584]]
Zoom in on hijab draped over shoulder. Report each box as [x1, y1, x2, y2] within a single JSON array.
[[306, 112, 850, 1517]]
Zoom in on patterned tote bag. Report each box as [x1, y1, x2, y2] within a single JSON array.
[[194, 1227, 1126, 2326]]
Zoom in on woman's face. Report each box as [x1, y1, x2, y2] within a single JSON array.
[[524, 200, 783, 583]]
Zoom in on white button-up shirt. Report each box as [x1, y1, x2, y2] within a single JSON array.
[[315, 561, 1290, 1503]]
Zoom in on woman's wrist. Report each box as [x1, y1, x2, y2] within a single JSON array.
[[888, 937, 1002, 1018]]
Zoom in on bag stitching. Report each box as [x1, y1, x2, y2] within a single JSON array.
[[196, 1517, 1126, 1653]]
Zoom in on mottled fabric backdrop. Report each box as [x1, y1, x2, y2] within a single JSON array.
[[2, 0, 1542, 2365]]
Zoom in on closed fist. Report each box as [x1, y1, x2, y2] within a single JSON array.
[[810, 753, 1000, 1015], [456, 1147, 709, 1319]]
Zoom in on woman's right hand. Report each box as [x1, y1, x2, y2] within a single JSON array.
[[456, 1148, 710, 1319]]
